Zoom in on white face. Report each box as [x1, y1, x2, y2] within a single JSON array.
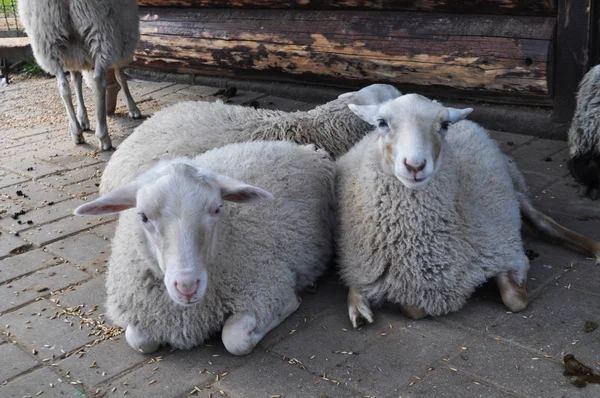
[[349, 93, 472, 189], [74, 161, 274, 306]]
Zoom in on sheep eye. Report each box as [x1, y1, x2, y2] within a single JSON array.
[[139, 212, 148, 223], [377, 119, 388, 129], [440, 121, 450, 131], [214, 205, 223, 215]]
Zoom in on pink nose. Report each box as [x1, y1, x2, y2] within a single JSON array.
[[404, 158, 426, 174], [174, 280, 199, 300]]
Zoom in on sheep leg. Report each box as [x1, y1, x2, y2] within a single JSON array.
[[348, 286, 373, 328], [71, 71, 90, 131], [125, 323, 160, 354], [400, 304, 427, 320], [55, 63, 84, 144], [518, 193, 600, 264], [91, 61, 112, 151], [495, 271, 528, 312], [222, 290, 301, 356], [105, 68, 121, 116], [114, 68, 142, 119]]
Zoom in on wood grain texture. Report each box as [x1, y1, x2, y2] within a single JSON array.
[[137, 0, 557, 17], [135, 8, 554, 100]]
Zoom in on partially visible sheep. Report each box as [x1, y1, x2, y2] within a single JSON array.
[[337, 94, 600, 327], [568, 64, 600, 199], [100, 84, 401, 193], [18, 0, 142, 151], [75, 141, 335, 355]]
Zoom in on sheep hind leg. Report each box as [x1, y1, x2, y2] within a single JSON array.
[[222, 290, 301, 356], [114, 68, 141, 119], [55, 63, 84, 144], [348, 286, 374, 329], [125, 324, 160, 354], [71, 71, 90, 131], [518, 192, 600, 264], [90, 61, 112, 151], [495, 271, 528, 312], [105, 69, 121, 116]]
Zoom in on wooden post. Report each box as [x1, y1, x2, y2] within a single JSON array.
[[552, 0, 592, 125]]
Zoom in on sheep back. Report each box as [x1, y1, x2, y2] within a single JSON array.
[[336, 121, 528, 316], [18, 0, 139, 74], [101, 98, 370, 194], [106, 141, 335, 349]]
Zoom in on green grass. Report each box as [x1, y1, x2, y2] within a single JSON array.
[[1, 0, 17, 7]]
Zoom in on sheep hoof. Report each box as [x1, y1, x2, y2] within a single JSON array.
[[129, 107, 142, 120], [98, 136, 113, 151], [69, 123, 84, 145], [401, 305, 427, 320], [347, 287, 373, 329], [125, 324, 159, 354], [496, 271, 528, 313]]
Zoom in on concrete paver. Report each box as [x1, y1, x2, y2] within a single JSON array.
[[0, 343, 39, 383], [1, 75, 599, 397]]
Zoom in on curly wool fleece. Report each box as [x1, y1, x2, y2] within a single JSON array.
[[336, 120, 530, 316]]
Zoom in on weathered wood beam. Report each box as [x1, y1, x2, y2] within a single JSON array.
[[134, 8, 554, 101], [137, 0, 557, 17]]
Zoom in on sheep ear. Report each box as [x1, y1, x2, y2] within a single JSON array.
[[215, 175, 275, 204], [348, 104, 381, 126], [445, 107, 473, 123], [74, 183, 139, 215]]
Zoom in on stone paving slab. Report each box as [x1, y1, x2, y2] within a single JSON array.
[[2, 75, 599, 397], [0, 342, 40, 383], [0, 249, 62, 284], [0, 367, 82, 398], [0, 262, 89, 313]]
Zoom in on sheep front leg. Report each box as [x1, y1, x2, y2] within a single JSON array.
[[71, 71, 90, 131], [55, 63, 84, 144], [348, 286, 373, 328], [495, 271, 528, 313], [114, 68, 142, 119], [91, 61, 112, 151], [222, 290, 301, 356], [125, 323, 160, 354]]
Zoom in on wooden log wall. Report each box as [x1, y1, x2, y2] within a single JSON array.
[[137, 0, 556, 16], [134, 6, 555, 105]]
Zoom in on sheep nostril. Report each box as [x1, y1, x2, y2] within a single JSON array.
[[175, 280, 198, 296], [404, 158, 427, 174]]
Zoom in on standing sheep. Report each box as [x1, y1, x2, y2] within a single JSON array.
[[18, 0, 142, 151], [337, 94, 600, 327], [568, 64, 600, 199], [100, 84, 401, 193], [75, 141, 335, 354]]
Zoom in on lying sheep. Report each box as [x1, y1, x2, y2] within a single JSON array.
[[75, 141, 335, 354], [18, 0, 142, 151], [568, 65, 600, 199], [337, 93, 600, 327], [100, 84, 401, 193]]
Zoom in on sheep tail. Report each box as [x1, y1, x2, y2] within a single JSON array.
[[517, 193, 600, 265]]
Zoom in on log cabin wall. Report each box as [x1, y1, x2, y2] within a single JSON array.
[[134, 1, 594, 128]]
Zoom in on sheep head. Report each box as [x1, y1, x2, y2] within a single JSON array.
[[74, 159, 274, 306], [349, 94, 472, 189]]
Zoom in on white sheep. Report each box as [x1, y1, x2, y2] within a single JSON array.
[[100, 84, 402, 193], [567, 64, 600, 199], [74, 140, 335, 355], [336, 93, 600, 327], [18, 0, 142, 151]]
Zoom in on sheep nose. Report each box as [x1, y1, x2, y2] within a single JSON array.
[[404, 158, 427, 174], [174, 280, 199, 299]]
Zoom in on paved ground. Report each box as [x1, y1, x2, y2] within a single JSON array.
[[1, 75, 600, 398]]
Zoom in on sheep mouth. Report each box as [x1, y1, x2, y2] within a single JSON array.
[[395, 173, 430, 189]]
